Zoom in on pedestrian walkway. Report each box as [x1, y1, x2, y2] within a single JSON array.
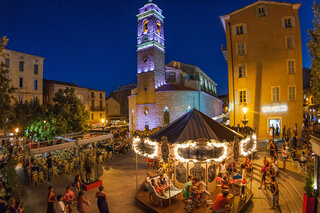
[[22, 152, 148, 213]]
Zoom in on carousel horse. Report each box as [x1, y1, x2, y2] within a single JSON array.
[[32, 172, 38, 187], [69, 162, 75, 174], [52, 166, 58, 178], [38, 171, 45, 183]]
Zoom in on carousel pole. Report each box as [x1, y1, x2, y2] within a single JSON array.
[[135, 151, 139, 194], [250, 152, 253, 193], [205, 162, 208, 190]]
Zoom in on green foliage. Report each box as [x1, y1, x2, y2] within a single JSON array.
[[51, 87, 90, 134], [304, 170, 314, 197], [0, 36, 16, 131], [308, 0, 320, 106], [25, 119, 56, 142], [13, 99, 46, 135], [3, 155, 22, 198]]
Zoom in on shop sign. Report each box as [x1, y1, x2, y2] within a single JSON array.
[[262, 105, 288, 113]]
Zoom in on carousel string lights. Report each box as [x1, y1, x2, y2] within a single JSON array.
[[132, 137, 159, 159], [173, 140, 229, 163], [240, 134, 257, 156]]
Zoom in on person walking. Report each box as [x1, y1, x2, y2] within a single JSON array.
[[47, 186, 55, 213], [287, 128, 291, 140], [74, 175, 82, 196], [258, 166, 267, 190], [95, 186, 109, 213], [270, 176, 279, 209], [281, 145, 288, 169], [77, 191, 89, 213], [282, 125, 286, 141], [275, 124, 279, 137], [63, 185, 74, 213]]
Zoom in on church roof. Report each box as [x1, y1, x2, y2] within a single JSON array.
[[166, 61, 217, 86], [148, 108, 243, 142]]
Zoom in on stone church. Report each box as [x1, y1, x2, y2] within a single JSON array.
[[129, 1, 222, 132]]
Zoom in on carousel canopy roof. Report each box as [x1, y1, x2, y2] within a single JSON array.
[[148, 109, 243, 142]]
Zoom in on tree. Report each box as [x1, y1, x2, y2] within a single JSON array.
[[308, 0, 320, 106], [25, 119, 56, 142], [50, 87, 90, 134], [0, 36, 16, 133]]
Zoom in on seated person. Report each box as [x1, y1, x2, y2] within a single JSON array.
[[221, 176, 231, 189], [212, 190, 234, 213], [227, 161, 236, 174], [158, 174, 171, 192], [151, 179, 166, 197], [299, 152, 307, 164]]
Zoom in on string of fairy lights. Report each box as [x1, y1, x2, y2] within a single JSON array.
[[132, 134, 257, 162]]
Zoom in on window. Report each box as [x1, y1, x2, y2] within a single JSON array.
[[272, 87, 280, 102], [5, 58, 9, 68], [237, 43, 245, 56], [19, 77, 23, 88], [157, 21, 161, 34], [33, 96, 38, 102], [284, 18, 292, 28], [18, 95, 23, 103], [257, 6, 266, 17], [236, 25, 243, 35], [238, 64, 246, 78], [286, 37, 294, 49], [91, 100, 94, 107], [19, 61, 24, 72], [288, 86, 296, 101], [33, 80, 38, 90], [34, 64, 39, 74], [91, 114, 94, 120], [100, 113, 102, 118], [143, 19, 149, 34], [100, 93, 102, 99], [239, 90, 247, 103], [288, 60, 295, 74], [168, 71, 176, 83], [100, 100, 103, 109], [91, 92, 94, 98]]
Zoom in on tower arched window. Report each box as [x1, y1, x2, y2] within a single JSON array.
[[157, 21, 161, 34], [164, 107, 170, 125], [143, 20, 149, 34]]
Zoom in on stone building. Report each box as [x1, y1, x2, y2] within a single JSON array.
[[220, 0, 303, 139], [106, 84, 136, 123], [43, 79, 106, 123], [129, 1, 222, 132], [1, 49, 44, 103]]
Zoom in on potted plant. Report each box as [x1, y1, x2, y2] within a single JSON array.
[[303, 171, 315, 213]]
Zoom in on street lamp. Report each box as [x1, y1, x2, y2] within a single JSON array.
[[15, 128, 19, 134], [242, 106, 248, 127]]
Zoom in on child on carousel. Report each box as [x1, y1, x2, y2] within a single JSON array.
[[151, 179, 166, 197], [158, 174, 171, 192]]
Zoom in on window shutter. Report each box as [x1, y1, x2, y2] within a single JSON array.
[[255, 7, 259, 17], [231, 25, 236, 36], [234, 65, 238, 78], [281, 17, 285, 28], [243, 24, 247, 34], [291, 17, 296, 27], [235, 90, 239, 105], [243, 64, 247, 77], [247, 89, 251, 104], [264, 6, 269, 16]]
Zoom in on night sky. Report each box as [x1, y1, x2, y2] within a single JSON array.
[[0, 0, 314, 96]]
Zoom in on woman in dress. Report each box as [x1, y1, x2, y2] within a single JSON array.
[[47, 186, 55, 213], [77, 190, 89, 213], [281, 145, 288, 169], [74, 175, 82, 195], [95, 186, 109, 213]]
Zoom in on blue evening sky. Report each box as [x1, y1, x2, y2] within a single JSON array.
[[0, 0, 314, 95]]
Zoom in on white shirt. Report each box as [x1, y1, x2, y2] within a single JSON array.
[[56, 201, 66, 213]]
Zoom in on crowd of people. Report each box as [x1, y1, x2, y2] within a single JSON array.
[[46, 175, 109, 213]]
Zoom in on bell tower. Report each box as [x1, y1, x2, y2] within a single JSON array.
[[136, 0, 165, 104]]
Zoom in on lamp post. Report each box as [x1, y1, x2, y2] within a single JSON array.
[[242, 106, 248, 127]]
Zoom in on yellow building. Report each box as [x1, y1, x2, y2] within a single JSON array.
[[1, 49, 44, 103], [220, 1, 303, 140], [43, 79, 106, 124]]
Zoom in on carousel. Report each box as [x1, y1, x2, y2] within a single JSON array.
[[133, 109, 256, 213]]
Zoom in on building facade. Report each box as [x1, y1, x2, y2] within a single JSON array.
[[1, 49, 44, 104], [220, 1, 303, 140], [129, 1, 222, 132], [43, 79, 106, 123], [106, 84, 136, 123]]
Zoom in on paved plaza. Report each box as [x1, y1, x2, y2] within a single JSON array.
[[19, 145, 308, 213]]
